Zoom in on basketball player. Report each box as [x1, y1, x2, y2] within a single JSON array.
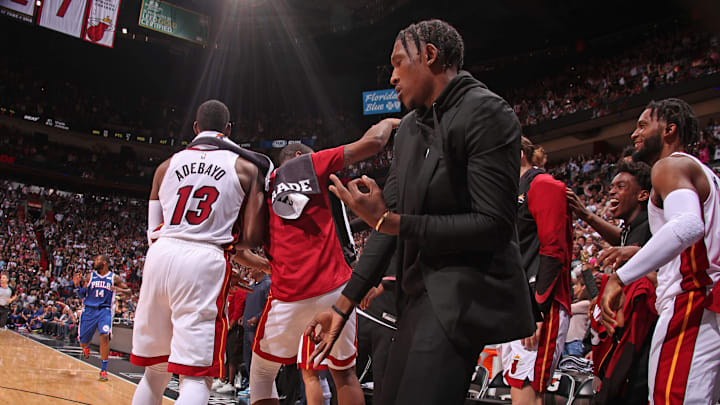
[[249, 118, 398, 405], [601, 98, 720, 404], [73, 254, 130, 381], [130, 99, 271, 405], [500, 137, 572, 405]]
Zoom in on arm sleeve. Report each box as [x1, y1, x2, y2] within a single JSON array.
[[147, 200, 163, 245], [311, 146, 345, 181], [528, 175, 570, 314], [397, 98, 521, 253], [617, 188, 705, 284], [342, 148, 399, 303]]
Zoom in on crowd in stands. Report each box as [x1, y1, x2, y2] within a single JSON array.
[[2, 29, 718, 153], [505, 30, 720, 127], [0, 123, 156, 185], [2, 110, 720, 363], [0, 53, 356, 148], [0, 179, 147, 340]]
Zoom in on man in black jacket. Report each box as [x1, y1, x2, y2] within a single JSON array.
[[304, 19, 535, 404]]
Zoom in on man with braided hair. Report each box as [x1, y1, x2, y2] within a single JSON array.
[[305, 19, 534, 404], [602, 98, 720, 404]]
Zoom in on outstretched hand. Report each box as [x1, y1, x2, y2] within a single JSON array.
[[230, 266, 254, 293], [598, 246, 641, 270], [73, 272, 88, 287], [303, 309, 348, 368], [329, 174, 387, 229], [566, 188, 590, 220], [368, 118, 401, 146], [600, 274, 626, 336]]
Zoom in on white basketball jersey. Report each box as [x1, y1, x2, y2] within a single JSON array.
[[156, 133, 245, 245], [650, 152, 720, 310]]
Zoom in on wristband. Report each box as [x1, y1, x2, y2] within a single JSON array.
[[374, 210, 391, 232], [331, 304, 351, 321]]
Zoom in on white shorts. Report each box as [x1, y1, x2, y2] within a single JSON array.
[[648, 290, 720, 404], [500, 303, 569, 392], [253, 282, 357, 370], [130, 237, 231, 378]]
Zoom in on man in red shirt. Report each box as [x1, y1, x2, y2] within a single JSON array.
[[500, 137, 572, 405], [250, 118, 399, 405]]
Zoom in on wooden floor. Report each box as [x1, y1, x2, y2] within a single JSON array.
[[0, 329, 174, 404]]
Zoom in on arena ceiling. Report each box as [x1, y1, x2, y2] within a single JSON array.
[[141, 0, 718, 61]]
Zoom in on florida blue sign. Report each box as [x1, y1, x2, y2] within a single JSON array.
[[363, 89, 401, 115]]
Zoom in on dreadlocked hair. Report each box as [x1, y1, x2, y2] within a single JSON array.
[[646, 98, 699, 147], [396, 19, 464, 71]]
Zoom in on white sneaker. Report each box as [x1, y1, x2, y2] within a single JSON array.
[[216, 382, 236, 394], [211, 379, 224, 390]]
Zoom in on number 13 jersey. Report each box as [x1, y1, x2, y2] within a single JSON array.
[[155, 133, 245, 246]]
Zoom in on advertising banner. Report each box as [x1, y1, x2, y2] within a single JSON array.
[[83, 0, 121, 48], [0, 0, 36, 22], [38, 0, 89, 38], [138, 0, 209, 45], [362, 89, 401, 115], [258, 139, 315, 149]]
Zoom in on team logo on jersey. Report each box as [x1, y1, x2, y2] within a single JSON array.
[[511, 354, 521, 374], [518, 194, 526, 205], [102, 325, 110, 333]]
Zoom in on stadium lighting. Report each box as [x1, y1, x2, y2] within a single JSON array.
[[121, 27, 128, 34]]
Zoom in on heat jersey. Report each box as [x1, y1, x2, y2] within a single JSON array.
[[84, 271, 114, 308], [155, 132, 245, 246], [649, 152, 720, 310]]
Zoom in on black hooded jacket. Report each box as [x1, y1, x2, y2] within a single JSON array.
[[343, 71, 535, 349]]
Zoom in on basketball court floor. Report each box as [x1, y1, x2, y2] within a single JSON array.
[[0, 329, 238, 404]]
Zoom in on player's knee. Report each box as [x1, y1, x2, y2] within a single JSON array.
[[300, 368, 320, 385], [250, 353, 281, 401], [329, 366, 359, 387], [147, 362, 169, 374], [178, 375, 212, 392]]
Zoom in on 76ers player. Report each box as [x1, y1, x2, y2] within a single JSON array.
[[73, 254, 130, 381], [131, 100, 270, 405]]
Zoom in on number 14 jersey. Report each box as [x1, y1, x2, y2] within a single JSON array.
[[84, 271, 114, 308], [155, 133, 245, 246]]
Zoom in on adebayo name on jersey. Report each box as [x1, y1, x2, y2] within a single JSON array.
[[175, 162, 227, 182]]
